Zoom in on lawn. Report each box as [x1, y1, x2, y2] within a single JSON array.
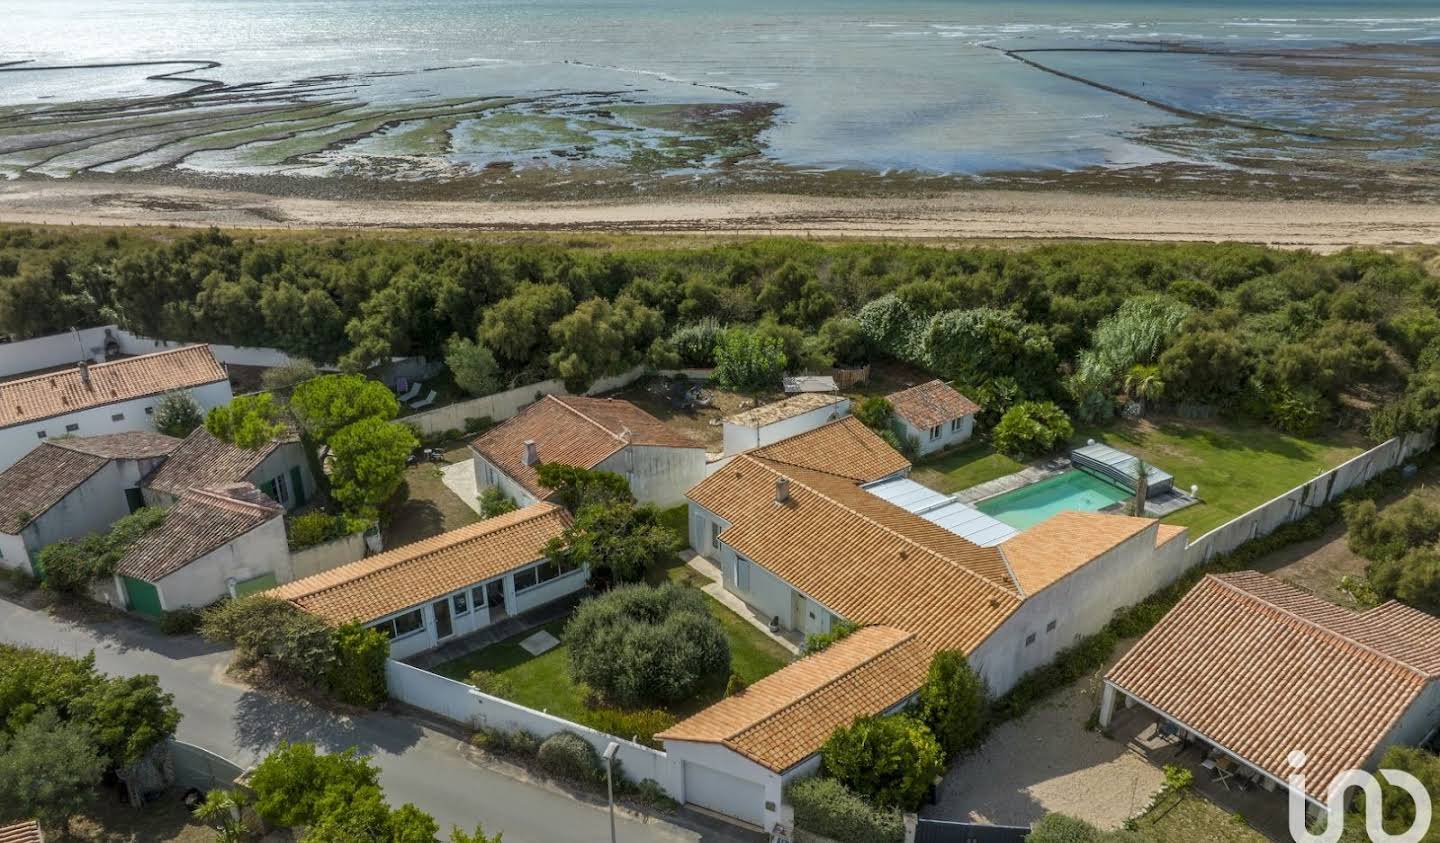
[[434, 552, 793, 723], [1131, 792, 1269, 843], [382, 443, 480, 548], [910, 439, 1026, 494], [1077, 417, 1368, 536]]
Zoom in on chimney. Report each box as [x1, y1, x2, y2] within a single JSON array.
[[774, 477, 790, 504], [77, 360, 91, 387], [522, 440, 539, 466]]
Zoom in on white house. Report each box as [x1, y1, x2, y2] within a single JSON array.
[[470, 395, 705, 508], [110, 483, 288, 616], [672, 416, 1190, 830], [269, 503, 579, 660], [0, 432, 180, 576], [1102, 571, 1440, 822], [721, 393, 850, 456], [0, 345, 233, 472], [885, 379, 980, 456], [143, 426, 315, 511]]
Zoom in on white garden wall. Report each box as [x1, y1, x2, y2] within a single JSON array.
[[403, 365, 651, 437], [385, 660, 684, 795], [289, 530, 368, 580]]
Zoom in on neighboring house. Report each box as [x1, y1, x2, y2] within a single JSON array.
[[0, 820, 43, 843], [885, 379, 980, 456], [1101, 571, 1440, 823], [470, 395, 704, 508], [676, 415, 1189, 829], [110, 483, 288, 616], [0, 432, 179, 576], [143, 426, 314, 511], [269, 503, 576, 660], [721, 393, 850, 456], [0, 345, 233, 472]]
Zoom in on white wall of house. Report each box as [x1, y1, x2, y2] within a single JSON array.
[[688, 501, 728, 559], [0, 379, 233, 473], [250, 442, 315, 510], [148, 515, 290, 610], [470, 451, 541, 509], [511, 565, 588, 615], [1367, 680, 1440, 771], [1, 455, 167, 574], [971, 525, 1188, 696], [721, 400, 851, 456], [663, 739, 784, 830], [896, 412, 974, 458], [596, 444, 705, 508]]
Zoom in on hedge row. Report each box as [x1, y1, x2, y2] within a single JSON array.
[[785, 776, 904, 843]]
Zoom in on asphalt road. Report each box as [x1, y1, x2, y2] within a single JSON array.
[[0, 597, 756, 843]]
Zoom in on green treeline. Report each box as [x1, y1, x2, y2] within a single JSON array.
[[1, 227, 1436, 439]]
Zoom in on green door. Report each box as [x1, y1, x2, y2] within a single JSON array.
[[122, 576, 164, 618], [289, 466, 307, 508]]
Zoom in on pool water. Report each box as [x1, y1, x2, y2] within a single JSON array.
[[975, 470, 1134, 530]]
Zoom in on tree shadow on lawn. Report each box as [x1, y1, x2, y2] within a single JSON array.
[[232, 688, 424, 758]]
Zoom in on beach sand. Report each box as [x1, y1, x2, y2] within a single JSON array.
[[1, 179, 1437, 248]]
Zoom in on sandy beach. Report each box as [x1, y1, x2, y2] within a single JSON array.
[[1, 180, 1438, 248]]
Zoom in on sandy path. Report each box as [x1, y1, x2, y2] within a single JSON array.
[[1, 180, 1439, 247]]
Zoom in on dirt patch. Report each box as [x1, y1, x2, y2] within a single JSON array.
[[1251, 521, 1367, 607], [606, 376, 772, 452], [63, 788, 229, 843], [382, 444, 480, 547]]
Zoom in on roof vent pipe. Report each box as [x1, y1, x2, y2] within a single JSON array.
[[774, 477, 790, 504], [523, 440, 539, 466]]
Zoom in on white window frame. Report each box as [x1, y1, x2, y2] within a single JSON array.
[[371, 607, 425, 641], [454, 590, 470, 616], [951, 417, 963, 432], [929, 424, 941, 441], [271, 473, 291, 505]]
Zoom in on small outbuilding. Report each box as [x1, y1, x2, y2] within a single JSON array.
[[143, 426, 314, 511], [722, 393, 850, 456], [885, 380, 980, 456]]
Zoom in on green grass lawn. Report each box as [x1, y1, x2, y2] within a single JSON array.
[[1077, 417, 1367, 536], [434, 553, 792, 723], [657, 503, 690, 551], [909, 440, 1027, 494], [1131, 793, 1269, 843]]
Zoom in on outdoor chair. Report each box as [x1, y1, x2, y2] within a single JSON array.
[[410, 390, 437, 410], [397, 381, 423, 403]]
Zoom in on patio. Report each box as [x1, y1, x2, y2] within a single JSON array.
[[1107, 705, 1292, 841]]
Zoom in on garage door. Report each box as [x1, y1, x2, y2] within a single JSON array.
[[683, 761, 765, 828], [122, 576, 164, 618]]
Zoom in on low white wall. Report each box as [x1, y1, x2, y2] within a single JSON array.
[[385, 660, 684, 794], [289, 531, 367, 581], [404, 365, 651, 437], [1184, 430, 1436, 566], [110, 328, 340, 371], [0, 326, 118, 377]]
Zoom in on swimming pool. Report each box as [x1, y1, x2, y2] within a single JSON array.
[[975, 470, 1134, 530]]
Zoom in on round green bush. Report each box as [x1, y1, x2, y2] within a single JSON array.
[[565, 584, 730, 708], [992, 401, 1074, 458], [820, 714, 944, 811], [537, 731, 602, 783]]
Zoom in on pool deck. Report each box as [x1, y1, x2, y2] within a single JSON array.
[[954, 457, 1071, 504]]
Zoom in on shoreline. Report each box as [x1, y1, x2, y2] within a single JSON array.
[[1, 179, 1438, 248]]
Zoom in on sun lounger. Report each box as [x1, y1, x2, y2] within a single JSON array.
[[397, 382, 423, 403], [410, 390, 437, 410]]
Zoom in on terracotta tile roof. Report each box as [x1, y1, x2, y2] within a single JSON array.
[[1000, 511, 1159, 595], [0, 820, 43, 843], [1105, 572, 1436, 801], [0, 433, 183, 533], [885, 380, 980, 430], [51, 431, 181, 460], [144, 427, 292, 498], [0, 345, 227, 430], [471, 395, 701, 499], [725, 393, 847, 428], [270, 503, 571, 624], [690, 454, 1022, 654], [746, 416, 909, 483], [657, 626, 931, 771], [1155, 523, 1187, 548], [115, 484, 282, 583], [0, 443, 107, 533]]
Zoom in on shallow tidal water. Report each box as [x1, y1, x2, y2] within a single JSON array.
[[0, 0, 1437, 195]]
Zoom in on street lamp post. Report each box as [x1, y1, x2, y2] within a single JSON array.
[[603, 741, 620, 843]]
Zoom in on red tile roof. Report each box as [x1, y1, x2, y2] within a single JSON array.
[[0, 433, 180, 533], [0, 820, 43, 843], [657, 627, 930, 772], [1106, 572, 1438, 801], [1000, 511, 1159, 595], [746, 416, 909, 483], [0, 345, 226, 429], [885, 380, 980, 430], [471, 395, 701, 499], [144, 426, 294, 498], [269, 503, 571, 624]]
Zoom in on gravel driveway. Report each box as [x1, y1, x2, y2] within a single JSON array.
[[923, 650, 1163, 831]]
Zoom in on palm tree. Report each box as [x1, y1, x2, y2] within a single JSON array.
[[194, 788, 249, 843], [1132, 458, 1151, 517], [1124, 365, 1166, 413]]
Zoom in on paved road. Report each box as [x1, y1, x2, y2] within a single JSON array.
[[0, 597, 755, 843]]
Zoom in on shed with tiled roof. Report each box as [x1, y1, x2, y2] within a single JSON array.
[[470, 394, 704, 509], [885, 379, 980, 457], [1102, 571, 1440, 813], [143, 426, 314, 512]]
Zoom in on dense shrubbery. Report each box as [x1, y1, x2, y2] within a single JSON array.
[[785, 776, 904, 843], [577, 707, 677, 749], [917, 650, 988, 758], [992, 401, 1074, 457], [287, 511, 369, 551], [802, 620, 859, 655], [1343, 495, 1440, 613], [1, 229, 1434, 435], [478, 487, 518, 519], [37, 506, 166, 595], [537, 731, 604, 783], [564, 584, 730, 708], [820, 713, 944, 810]]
